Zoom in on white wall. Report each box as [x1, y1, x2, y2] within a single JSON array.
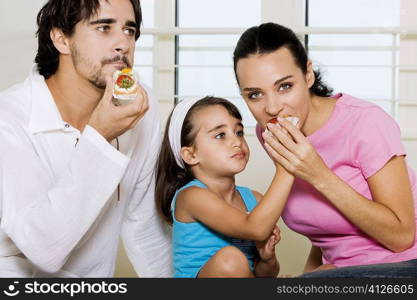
[[0, 0, 45, 90], [400, 0, 417, 172]]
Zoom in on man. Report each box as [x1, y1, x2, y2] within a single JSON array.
[[0, 0, 172, 277]]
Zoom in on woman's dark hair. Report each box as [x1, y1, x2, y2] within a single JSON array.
[[155, 96, 243, 225], [35, 0, 142, 79], [233, 22, 333, 97]]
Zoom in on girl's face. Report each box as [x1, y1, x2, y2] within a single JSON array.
[[235, 47, 314, 130], [184, 105, 250, 177]]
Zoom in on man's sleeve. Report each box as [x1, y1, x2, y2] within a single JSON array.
[[0, 122, 129, 274], [121, 89, 173, 277]]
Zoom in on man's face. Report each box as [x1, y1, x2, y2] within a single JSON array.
[[69, 0, 137, 89]]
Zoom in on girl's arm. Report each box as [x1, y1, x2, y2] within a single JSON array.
[[175, 168, 294, 241], [264, 119, 416, 253]]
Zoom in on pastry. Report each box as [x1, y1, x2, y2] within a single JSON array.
[[112, 68, 139, 103]]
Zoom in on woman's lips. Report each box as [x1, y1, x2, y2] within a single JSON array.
[[266, 116, 299, 127], [268, 117, 278, 124]]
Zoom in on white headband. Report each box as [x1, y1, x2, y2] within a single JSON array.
[[168, 97, 202, 169]]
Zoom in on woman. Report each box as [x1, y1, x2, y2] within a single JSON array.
[[233, 22, 417, 277]]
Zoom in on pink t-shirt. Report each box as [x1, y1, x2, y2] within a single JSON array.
[[256, 93, 417, 267]]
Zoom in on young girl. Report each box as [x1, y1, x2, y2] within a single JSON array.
[[155, 96, 294, 278]]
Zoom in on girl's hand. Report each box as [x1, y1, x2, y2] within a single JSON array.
[[262, 117, 330, 185], [256, 225, 280, 262]]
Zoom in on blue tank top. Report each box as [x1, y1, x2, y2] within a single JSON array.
[[172, 179, 258, 278]]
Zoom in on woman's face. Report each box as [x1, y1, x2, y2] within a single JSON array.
[[236, 47, 314, 130]]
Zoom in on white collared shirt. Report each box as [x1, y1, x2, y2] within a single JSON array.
[[0, 66, 172, 277]]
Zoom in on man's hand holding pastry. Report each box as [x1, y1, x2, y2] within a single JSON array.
[[88, 74, 149, 142]]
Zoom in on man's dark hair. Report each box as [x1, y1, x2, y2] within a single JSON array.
[[35, 0, 142, 79]]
